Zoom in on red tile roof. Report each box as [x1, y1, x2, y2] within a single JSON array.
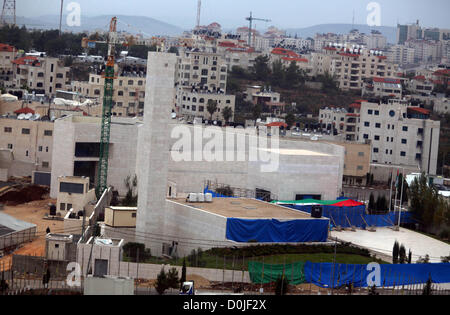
[[218, 41, 237, 48], [373, 77, 401, 84], [266, 122, 288, 128], [12, 56, 41, 66], [339, 53, 360, 58], [271, 47, 299, 58], [433, 69, 450, 76], [14, 107, 35, 115], [408, 107, 430, 115], [413, 75, 426, 81], [0, 43, 15, 52], [349, 103, 361, 109]]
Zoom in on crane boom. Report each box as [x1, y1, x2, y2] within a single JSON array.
[[96, 17, 117, 198], [245, 12, 271, 47]]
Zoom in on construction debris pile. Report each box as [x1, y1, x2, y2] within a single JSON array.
[[0, 185, 49, 206]]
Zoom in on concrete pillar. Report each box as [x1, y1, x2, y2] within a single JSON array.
[[136, 52, 177, 256]]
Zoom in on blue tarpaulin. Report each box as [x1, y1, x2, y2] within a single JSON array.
[[286, 205, 415, 228], [225, 218, 329, 243], [304, 261, 450, 288]]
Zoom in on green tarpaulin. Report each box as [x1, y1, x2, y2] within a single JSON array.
[[248, 261, 306, 285]]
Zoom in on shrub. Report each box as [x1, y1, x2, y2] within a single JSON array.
[[155, 268, 169, 295]]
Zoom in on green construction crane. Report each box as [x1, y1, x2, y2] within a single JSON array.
[[96, 17, 117, 198]]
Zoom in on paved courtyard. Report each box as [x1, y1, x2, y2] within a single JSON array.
[[331, 227, 450, 263]]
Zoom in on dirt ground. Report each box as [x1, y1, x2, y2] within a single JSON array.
[[0, 198, 62, 271]]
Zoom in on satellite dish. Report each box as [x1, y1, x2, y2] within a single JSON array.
[[34, 114, 41, 120], [24, 113, 33, 120], [17, 114, 26, 120], [171, 113, 177, 119]]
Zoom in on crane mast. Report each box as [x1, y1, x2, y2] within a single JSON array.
[[245, 12, 271, 48], [96, 17, 117, 198]]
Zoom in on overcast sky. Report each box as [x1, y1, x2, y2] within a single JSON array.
[[17, 0, 450, 30]]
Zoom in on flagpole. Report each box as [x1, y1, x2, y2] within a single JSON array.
[[398, 168, 405, 227], [394, 169, 399, 212]]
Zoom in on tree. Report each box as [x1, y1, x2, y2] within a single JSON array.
[[284, 61, 300, 89], [393, 241, 400, 264], [207, 100, 218, 121], [417, 255, 430, 264], [368, 193, 375, 213], [399, 244, 407, 264], [252, 103, 262, 121], [368, 284, 379, 295], [168, 46, 179, 55], [270, 60, 284, 88], [222, 106, 233, 125], [122, 174, 138, 207], [285, 112, 296, 129], [252, 55, 270, 82], [180, 258, 187, 288], [155, 268, 169, 295], [408, 250, 412, 264], [275, 274, 289, 295], [422, 277, 433, 295], [410, 173, 450, 233], [166, 268, 180, 290]]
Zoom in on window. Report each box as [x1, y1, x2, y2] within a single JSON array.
[[132, 213, 136, 218], [403, 126, 408, 132], [364, 122, 370, 127], [375, 123, 381, 128], [368, 110, 373, 115], [67, 203, 73, 210], [363, 134, 369, 139], [22, 128, 30, 135], [358, 152, 365, 157], [357, 166, 364, 171], [7, 144, 12, 149], [374, 135, 380, 141], [375, 110, 380, 116], [39, 146, 43, 152], [401, 152, 406, 157], [401, 139, 407, 144], [373, 148, 379, 153], [42, 161, 49, 168], [4, 127, 12, 133], [55, 244, 59, 248], [199, 106, 204, 112], [60, 203, 66, 211], [128, 80, 133, 85], [44, 130, 52, 136]]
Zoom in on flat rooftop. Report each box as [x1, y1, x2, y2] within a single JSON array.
[[0, 224, 14, 237], [174, 198, 315, 219]]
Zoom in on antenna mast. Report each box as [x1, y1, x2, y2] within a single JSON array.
[[196, 0, 201, 29]]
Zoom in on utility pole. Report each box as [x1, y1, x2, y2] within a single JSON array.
[[398, 168, 405, 227]]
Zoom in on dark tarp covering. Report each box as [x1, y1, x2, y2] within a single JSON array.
[[225, 218, 329, 243], [304, 261, 450, 288]]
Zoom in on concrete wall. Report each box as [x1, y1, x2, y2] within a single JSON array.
[[0, 168, 7, 181]]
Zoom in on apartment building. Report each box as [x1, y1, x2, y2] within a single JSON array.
[[0, 43, 17, 87], [0, 117, 54, 173], [406, 40, 443, 63], [72, 73, 146, 117], [176, 49, 228, 92], [407, 76, 434, 95], [12, 56, 70, 97], [362, 77, 403, 99], [311, 46, 399, 91], [358, 99, 440, 175], [319, 107, 348, 136], [386, 45, 415, 65], [175, 87, 235, 122]]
